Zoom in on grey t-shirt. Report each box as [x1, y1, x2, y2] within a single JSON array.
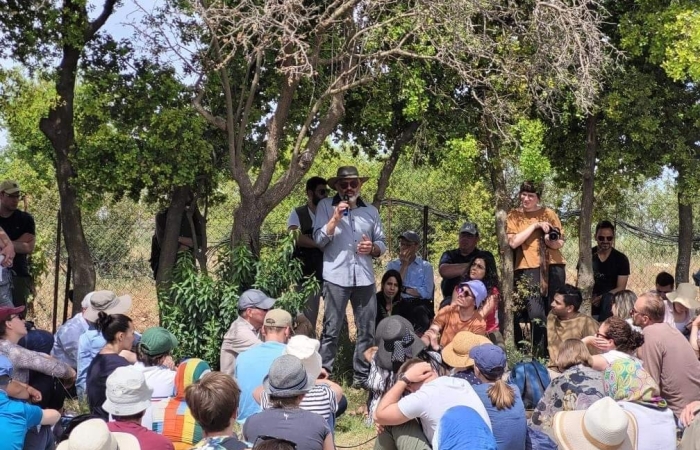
[[243, 407, 330, 450]]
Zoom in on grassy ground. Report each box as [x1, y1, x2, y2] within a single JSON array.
[[334, 385, 377, 450]]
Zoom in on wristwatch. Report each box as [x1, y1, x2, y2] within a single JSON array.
[[399, 374, 411, 384]]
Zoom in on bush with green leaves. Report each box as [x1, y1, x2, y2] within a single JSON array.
[[159, 232, 318, 369]]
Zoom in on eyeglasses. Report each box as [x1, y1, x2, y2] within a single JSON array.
[[457, 287, 474, 297], [253, 435, 297, 449], [338, 179, 359, 189], [316, 188, 328, 196], [595, 332, 610, 339], [596, 236, 614, 242], [630, 308, 647, 317]]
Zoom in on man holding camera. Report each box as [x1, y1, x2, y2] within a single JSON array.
[[506, 181, 566, 358]]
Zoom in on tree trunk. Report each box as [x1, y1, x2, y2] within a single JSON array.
[[372, 122, 420, 210], [482, 121, 514, 345], [156, 186, 191, 293], [39, 46, 96, 314], [676, 165, 692, 284], [231, 196, 269, 259], [576, 114, 597, 314]]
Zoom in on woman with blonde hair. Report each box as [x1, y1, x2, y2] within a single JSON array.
[[470, 344, 526, 450], [612, 290, 640, 331], [529, 339, 605, 434]]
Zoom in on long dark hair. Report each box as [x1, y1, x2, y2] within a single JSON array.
[[96, 312, 132, 343], [380, 269, 403, 300], [465, 257, 499, 292]]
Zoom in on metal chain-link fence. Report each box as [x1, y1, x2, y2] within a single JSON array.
[[23, 195, 700, 332]]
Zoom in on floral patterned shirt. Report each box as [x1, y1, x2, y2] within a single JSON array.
[[529, 364, 605, 433]]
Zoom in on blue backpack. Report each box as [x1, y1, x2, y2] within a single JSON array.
[[509, 360, 551, 409]]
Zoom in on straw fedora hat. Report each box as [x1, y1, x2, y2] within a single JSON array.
[[552, 397, 637, 450], [441, 331, 491, 368]]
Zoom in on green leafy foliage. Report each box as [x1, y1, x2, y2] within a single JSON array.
[[514, 119, 551, 184], [160, 232, 317, 368]]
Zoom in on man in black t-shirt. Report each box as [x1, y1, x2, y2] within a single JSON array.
[[0, 181, 36, 308], [591, 220, 630, 321], [438, 222, 496, 309]]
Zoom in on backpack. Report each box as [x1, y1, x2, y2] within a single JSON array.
[[509, 360, 551, 409], [526, 426, 558, 450]]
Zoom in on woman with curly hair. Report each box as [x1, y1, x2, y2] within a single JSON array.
[[582, 316, 644, 371], [464, 257, 503, 345]]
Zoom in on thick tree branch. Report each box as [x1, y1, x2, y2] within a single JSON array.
[[86, 0, 118, 40]]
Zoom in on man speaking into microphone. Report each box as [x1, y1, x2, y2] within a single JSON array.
[[314, 166, 386, 388]]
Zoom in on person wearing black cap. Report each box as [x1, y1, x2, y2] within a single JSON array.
[[313, 166, 386, 388], [386, 230, 435, 334], [438, 222, 496, 309]]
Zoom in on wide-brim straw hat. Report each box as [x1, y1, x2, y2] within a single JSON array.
[[56, 418, 141, 450], [441, 331, 490, 368], [552, 397, 637, 450], [667, 282, 700, 310]]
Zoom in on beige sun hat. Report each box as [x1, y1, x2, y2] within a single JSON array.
[[552, 397, 637, 450], [56, 418, 141, 450], [667, 283, 700, 310], [82, 290, 132, 322], [441, 331, 491, 369]]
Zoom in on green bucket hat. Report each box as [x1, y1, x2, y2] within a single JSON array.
[[139, 326, 179, 356]]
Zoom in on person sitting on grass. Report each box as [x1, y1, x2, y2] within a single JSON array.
[[243, 354, 334, 450], [86, 312, 136, 420], [151, 358, 211, 450], [366, 316, 445, 450], [374, 358, 491, 444], [441, 330, 491, 386], [470, 344, 527, 450], [421, 280, 487, 350], [529, 339, 605, 435], [464, 257, 503, 346], [546, 284, 599, 366], [185, 371, 248, 450], [136, 326, 179, 429], [582, 316, 643, 371], [104, 366, 174, 450], [0, 355, 61, 450]]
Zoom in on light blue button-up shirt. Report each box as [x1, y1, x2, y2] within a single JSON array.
[[76, 328, 106, 396], [387, 257, 435, 300], [51, 313, 89, 369], [313, 195, 386, 287]]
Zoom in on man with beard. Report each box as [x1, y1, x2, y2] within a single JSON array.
[[288, 176, 328, 333], [590, 220, 630, 321], [313, 166, 386, 388]]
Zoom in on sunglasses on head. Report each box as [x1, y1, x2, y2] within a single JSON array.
[[597, 236, 614, 242], [338, 179, 359, 189], [254, 435, 297, 449]]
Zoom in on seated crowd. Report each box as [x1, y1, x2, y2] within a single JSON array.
[[5, 174, 700, 450]]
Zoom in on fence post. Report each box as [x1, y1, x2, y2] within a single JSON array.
[[423, 205, 429, 260], [52, 209, 62, 334]]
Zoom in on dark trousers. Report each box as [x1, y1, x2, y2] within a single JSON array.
[[319, 282, 377, 383], [12, 275, 33, 309], [513, 265, 566, 359], [393, 299, 434, 335], [596, 292, 615, 322]]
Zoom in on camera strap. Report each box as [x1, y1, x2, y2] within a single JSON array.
[[539, 235, 549, 297]]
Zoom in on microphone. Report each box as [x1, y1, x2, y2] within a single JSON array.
[[343, 195, 349, 216]]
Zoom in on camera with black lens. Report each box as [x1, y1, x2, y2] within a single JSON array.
[[548, 227, 561, 241]]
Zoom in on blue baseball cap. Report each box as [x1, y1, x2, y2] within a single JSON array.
[[0, 354, 13, 379], [469, 344, 507, 379], [458, 280, 488, 308]]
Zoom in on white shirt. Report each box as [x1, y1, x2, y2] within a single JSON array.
[[135, 363, 176, 429], [398, 376, 491, 442], [618, 401, 676, 450], [602, 350, 634, 365], [287, 207, 315, 230]]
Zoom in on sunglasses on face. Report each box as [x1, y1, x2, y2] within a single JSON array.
[[316, 188, 328, 196], [254, 435, 297, 449], [457, 286, 474, 297], [3, 193, 23, 200], [597, 236, 614, 242], [596, 332, 610, 339], [338, 180, 359, 189]]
